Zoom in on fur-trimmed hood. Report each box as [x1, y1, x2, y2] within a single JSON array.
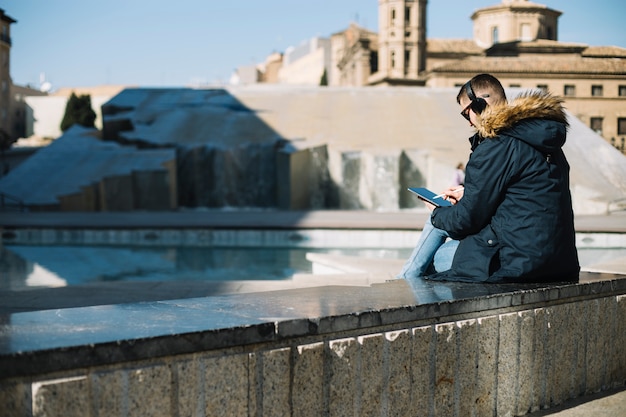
[[474, 91, 569, 153]]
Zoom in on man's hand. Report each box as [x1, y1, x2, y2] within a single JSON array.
[[423, 201, 437, 212], [442, 186, 464, 205]]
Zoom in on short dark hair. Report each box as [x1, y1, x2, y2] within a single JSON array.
[[456, 73, 507, 104]]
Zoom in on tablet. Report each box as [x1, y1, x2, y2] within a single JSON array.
[[408, 187, 452, 207]]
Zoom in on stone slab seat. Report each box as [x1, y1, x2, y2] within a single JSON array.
[[1, 271, 625, 417]]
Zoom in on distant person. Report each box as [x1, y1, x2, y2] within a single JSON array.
[[398, 73, 579, 283], [452, 163, 465, 187]]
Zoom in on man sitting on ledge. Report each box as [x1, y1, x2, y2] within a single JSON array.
[[398, 73, 580, 283]]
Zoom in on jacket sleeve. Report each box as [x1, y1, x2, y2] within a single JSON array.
[[431, 137, 513, 239]]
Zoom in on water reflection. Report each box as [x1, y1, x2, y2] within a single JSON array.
[[404, 275, 552, 304], [1, 243, 624, 292], [0, 245, 317, 291], [0, 245, 409, 291]]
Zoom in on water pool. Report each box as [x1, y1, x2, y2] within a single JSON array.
[[0, 244, 409, 290], [1, 228, 625, 291]]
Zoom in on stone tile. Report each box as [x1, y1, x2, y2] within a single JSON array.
[[614, 295, 626, 387], [33, 376, 89, 417], [127, 365, 171, 417], [259, 347, 291, 417], [475, 315, 498, 416], [91, 369, 125, 417], [292, 342, 324, 417], [434, 322, 456, 417], [385, 330, 411, 417], [410, 325, 434, 416], [456, 319, 478, 417], [496, 312, 519, 417], [173, 357, 203, 417], [531, 308, 548, 411], [548, 303, 576, 406], [0, 381, 31, 417], [204, 354, 249, 417], [328, 337, 359, 416], [248, 352, 259, 417], [517, 310, 535, 415], [585, 299, 605, 394], [570, 301, 588, 399], [358, 333, 384, 417], [597, 296, 614, 390]]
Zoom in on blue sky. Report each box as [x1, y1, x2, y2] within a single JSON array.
[[3, 0, 625, 89]]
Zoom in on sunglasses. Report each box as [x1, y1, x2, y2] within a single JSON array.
[[460, 102, 472, 122]]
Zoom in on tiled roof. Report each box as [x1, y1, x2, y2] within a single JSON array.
[[431, 56, 626, 75], [492, 39, 587, 51], [426, 39, 483, 54], [582, 46, 626, 58], [471, 1, 562, 18]]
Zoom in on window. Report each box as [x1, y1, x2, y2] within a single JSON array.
[[404, 49, 411, 73], [391, 51, 396, 68], [618, 118, 626, 136], [537, 84, 548, 93], [520, 23, 532, 41], [370, 51, 378, 73], [492, 27, 499, 44], [391, 8, 396, 26], [591, 85, 603, 97], [509, 84, 521, 88], [405, 7, 411, 25], [590, 118, 603, 135], [619, 85, 626, 97], [564, 85, 576, 96]]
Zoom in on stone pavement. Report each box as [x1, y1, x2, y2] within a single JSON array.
[[524, 387, 626, 416]]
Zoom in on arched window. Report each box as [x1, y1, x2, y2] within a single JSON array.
[[492, 26, 499, 44]]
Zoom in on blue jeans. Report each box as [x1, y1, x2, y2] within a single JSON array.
[[397, 216, 459, 279]]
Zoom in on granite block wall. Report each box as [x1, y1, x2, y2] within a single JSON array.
[[1, 294, 625, 417]]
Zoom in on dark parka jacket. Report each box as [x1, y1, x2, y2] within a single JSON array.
[[429, 92, 580, 283]]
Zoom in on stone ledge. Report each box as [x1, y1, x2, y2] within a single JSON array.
[[0, 272, 624, 380]]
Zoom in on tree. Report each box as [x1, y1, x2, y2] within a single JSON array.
[[60, 93, 97, 132], [320, 69, 328, 86]]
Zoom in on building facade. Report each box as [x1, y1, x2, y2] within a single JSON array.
[[278, 37, 331, 86], [332, 0, 626, 152], [0, 9, 16, 139], [330, 24, 378, 87], [471, 0, 561, 47]]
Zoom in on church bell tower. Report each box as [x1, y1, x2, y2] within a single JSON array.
[[377, 0, 427, 84]]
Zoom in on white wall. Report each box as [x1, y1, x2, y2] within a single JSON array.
[[24, 95, 112, 138]]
